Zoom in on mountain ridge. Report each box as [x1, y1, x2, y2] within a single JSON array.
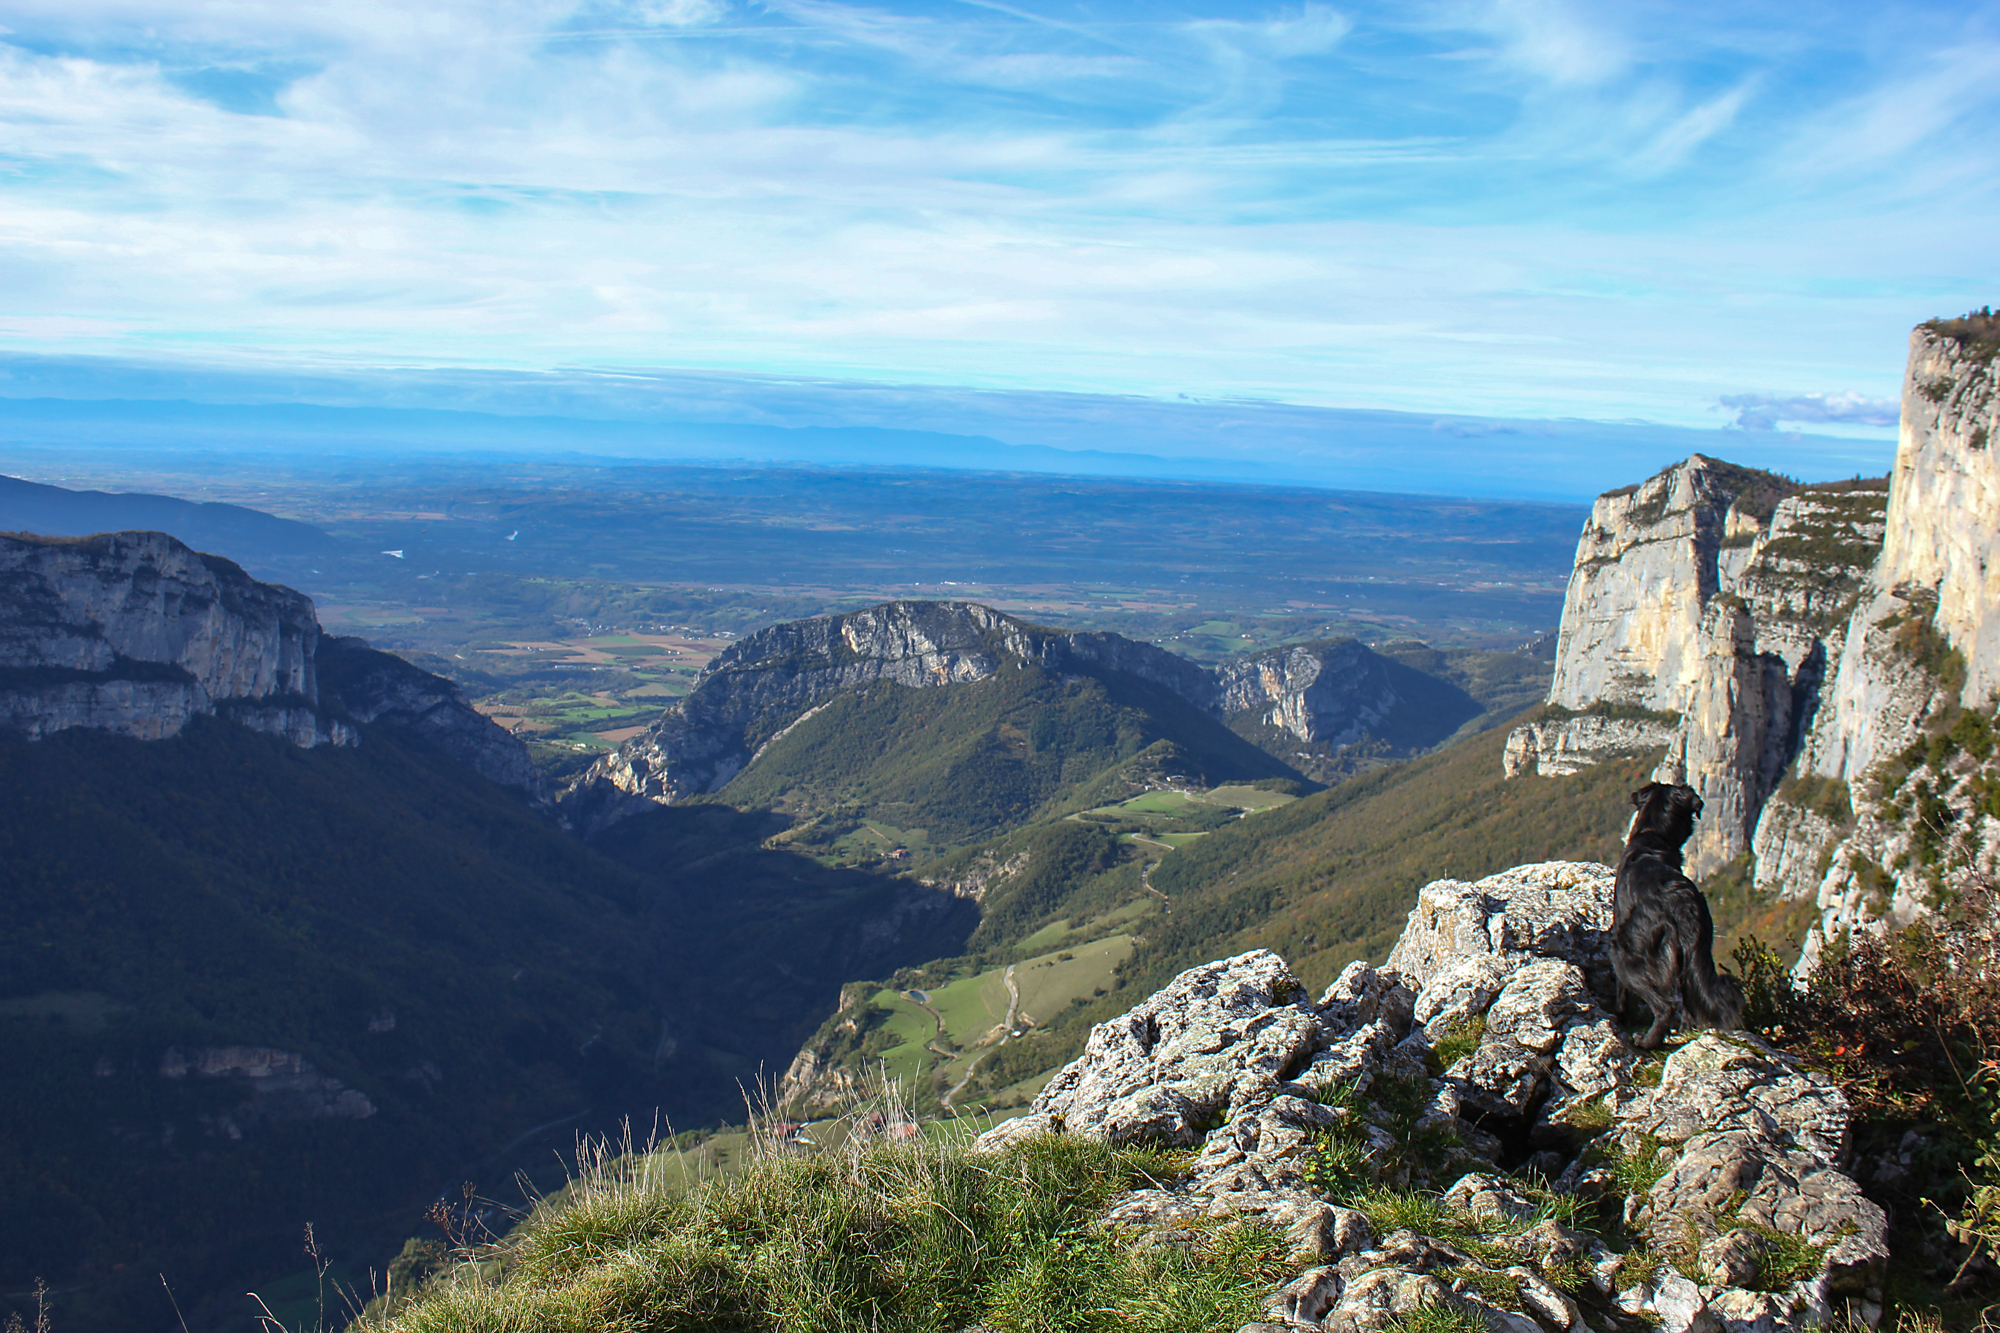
[[562, 600, 1487, 836]]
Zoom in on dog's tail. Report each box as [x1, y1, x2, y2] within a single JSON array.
[[1683, 948, 1744, 1032]]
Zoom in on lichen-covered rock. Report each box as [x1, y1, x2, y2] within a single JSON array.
[[981, 863, 1888, 1332], [974, 949, 1323, 1151], [1385, 862, 1618, 1002], [1607, 1033, 1890, 1318], [1448, 960, 1598, 1116], [1613, 1033, 1848, 1163]]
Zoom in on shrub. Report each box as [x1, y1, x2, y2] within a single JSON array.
[[1741, 884, 2000, 1294]]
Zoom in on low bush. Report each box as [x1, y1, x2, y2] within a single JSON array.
[[1737, 881, 2000, 1296]]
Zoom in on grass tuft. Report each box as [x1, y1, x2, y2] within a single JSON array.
[[1384, 1295, 1493, 1333], [356, 1129, 1286, 1333], [1426, 1016, 1488, 1077]]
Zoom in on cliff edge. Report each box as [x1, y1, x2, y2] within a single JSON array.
[[1504, 311, 2000, 964], [0, 528, 540, 798], [978, 862, 1889, 1333]]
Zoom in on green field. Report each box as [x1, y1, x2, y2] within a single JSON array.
[[1013, 899, 1151, 953], [860, 935, 1136, 1108], [1077, 781, 1300, 855]]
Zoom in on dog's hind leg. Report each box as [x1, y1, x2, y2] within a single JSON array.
[[1631, 942, 1681, 1050]]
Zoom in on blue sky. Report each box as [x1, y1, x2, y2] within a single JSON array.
[[0, 0, 1994, 488]]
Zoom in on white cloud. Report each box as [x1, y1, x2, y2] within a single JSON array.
[[1442, 0, 1630, 87], [1718, 391, 1901, 432], [633, 0, 729, 25], [0, 0, 1987, 439]]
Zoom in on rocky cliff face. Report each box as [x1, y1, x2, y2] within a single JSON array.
[[1546, 455, 1796, 716], [976, 862, 1888, 1333], [1506, 314, 2000, 961], [0, 530, 339, 746], [1215, 639, 1402, 749], [316, 635, 543, 797], [564, 601, 1473, 835], [0, 529, 539, 796], [1879, 318, 2000, 705]]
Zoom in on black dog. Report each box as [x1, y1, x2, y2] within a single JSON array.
[[1612, 782, 1743, 1050]]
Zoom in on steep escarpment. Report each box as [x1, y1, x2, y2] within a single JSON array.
[[563, 601, 1482, 836], [1506, 312, 2000, 963], [0, 530, 337, 746], [0, 529, 538, 796], [1879, 313, 2000, 704]]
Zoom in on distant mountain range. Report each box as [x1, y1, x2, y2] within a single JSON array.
[[0, 471, 337, 560]]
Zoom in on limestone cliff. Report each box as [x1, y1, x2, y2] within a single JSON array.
[[0, 529, 539, 796], [562, 601, 1477, 835], [0, 530, 340, 746], [1878, 315, 2000, 705], [1506, 312, 2000, 962]]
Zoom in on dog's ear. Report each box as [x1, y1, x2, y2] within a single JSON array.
[[1630, 786, 1652, 808], [1689, 790, 1704, 818]]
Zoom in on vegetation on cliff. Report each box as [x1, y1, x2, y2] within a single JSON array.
[[0, 718, 659, 1331]]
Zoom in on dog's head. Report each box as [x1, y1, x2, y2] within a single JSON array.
[[1628, 781, 1702, 846]]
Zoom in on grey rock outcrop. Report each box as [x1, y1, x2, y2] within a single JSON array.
[[1504, 317, 2000, 958], [0, 530, 540, 797], [158, 1044, 378, 1138], [1509, 461, 1883, 876], [974, 861, 1889, 1333], [0, 530, 342, 746], [1878, 320, 2000, 706], [564, 601, 1480, 836], [1502, 713, 1679, 779]]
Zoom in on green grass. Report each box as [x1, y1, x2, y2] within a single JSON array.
[[1425, 1016, 1486, 1076], [1013, 901, 1151, 954], [854, 939, 1137, 1106], [1011, 938, 1136, 1026], [1201, 784, 1297, 813], [1117, 791, 1201, 814], [1384, 1299, 1492, 1333], [1603, 1135, 1670, 1201], [361, 1133, 1288, 1333]]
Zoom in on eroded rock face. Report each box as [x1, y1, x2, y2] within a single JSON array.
[[1502, 714, 1680, 779], [1505, 318, 2000, 949], [158, 1044, 377, 1139], [973, 862, 1889, 1333], [0, 531, 350, 747], [1879, 322, 2000, 706], [317, 635, 542, 798], [0, 531, 542, 796]]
